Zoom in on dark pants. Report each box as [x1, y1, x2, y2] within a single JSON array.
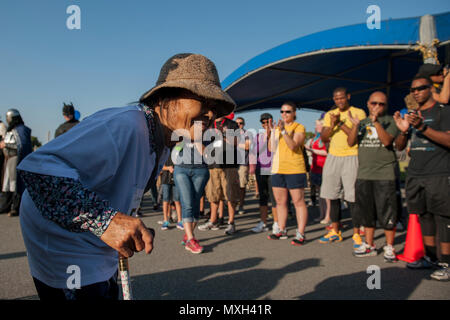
[[33, 273, 119, 300]]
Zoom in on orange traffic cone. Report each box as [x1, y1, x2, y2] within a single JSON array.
[[397, 214, 425, 263]]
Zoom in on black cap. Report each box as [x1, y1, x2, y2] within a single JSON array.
[[417, 64, 443, 77], [260, 113, 273, 121], [63, 103, 75, 116]]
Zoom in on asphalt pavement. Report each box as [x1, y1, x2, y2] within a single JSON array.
[[0, 189, 448, 300]]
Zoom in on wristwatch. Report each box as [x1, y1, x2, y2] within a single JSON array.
[[281, 130, 287, 135]]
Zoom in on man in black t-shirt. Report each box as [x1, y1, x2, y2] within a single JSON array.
[[199, 116, 240, 235], [394, 75, 450, 281]]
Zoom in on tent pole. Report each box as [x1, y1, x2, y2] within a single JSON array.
[[417, 15, 439, 64]]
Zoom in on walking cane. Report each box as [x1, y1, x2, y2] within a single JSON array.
[[118, 227, 155, 300], [119, 256, 133, 300]]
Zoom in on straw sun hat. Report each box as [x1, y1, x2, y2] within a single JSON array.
[[140, 53, 236, 118]]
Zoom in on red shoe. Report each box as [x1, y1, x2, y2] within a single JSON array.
[[325, 223, 343, 231], [181, 234, 188, 246], [185, 238, 204, 254]]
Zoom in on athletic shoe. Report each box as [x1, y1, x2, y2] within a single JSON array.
[[198, 221, 219, 231], [406, 256, 436, 269], [185, 238, 203, 254], [291, 230, 305, 246], [225, 223, 236, 235], [396, 222, 405, 232], [272, 222, 280, 234], [176, 222, 184, 230], [181, 234, 188, 246], [320, 219, 331, 225], [325, 222, 343, 231], [352, 233, 363, 250], [161, 221, 170, 230], [359, 227, 365, 236], [430, 265, 450, 281], [383, 245, 397, 263], [251, 221, 269, 233], [353, 242, 377, 257], [238, 207, 245, 215], [217, 217, 224, 228], [318, 230, 343, 244], [268, 230, 287, 240]]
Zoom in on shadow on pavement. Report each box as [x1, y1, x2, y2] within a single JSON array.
[[297, 266, 431, 300], [0, 251, 27, 260], [132, 257, 320, 299]]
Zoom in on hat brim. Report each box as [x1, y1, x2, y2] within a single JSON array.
[[140, 80, 236, 118]]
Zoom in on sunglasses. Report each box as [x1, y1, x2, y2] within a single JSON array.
[[236, 122, 244, 125], [369, 101, 386, 107], [410, 85, 430, 93], [261, 119, 270, 124], [280, 110, 292, 114]]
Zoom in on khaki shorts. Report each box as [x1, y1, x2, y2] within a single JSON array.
[[206, 168, 240, 204], [238, 165, 249, 188], [320, 154, 358, 202]]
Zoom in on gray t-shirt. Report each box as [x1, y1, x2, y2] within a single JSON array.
[[357, 115, 399, 180]]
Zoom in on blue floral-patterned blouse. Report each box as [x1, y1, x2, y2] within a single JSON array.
[[18, 105, 158, 238]]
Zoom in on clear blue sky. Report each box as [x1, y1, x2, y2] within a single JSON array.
[[1, 0, 449, 144]]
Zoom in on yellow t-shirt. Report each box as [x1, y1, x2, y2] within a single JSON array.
[[323, 106, 367, 157], [271, 122, 306, 174]]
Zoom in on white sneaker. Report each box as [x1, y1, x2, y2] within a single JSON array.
[[225, 223, 236, 235], [353, 242, 377, 257], [252, 221, 268, 233], [272, 222, 280, 234], [383, 244, 397, 263]]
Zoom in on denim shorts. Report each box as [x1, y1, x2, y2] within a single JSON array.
[[271, 173, 307, 189], [161, 184, 180, 202]]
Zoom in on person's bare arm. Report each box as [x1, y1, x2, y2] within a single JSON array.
[[406, 111, 450, 148], [393, 111, 409, 151]]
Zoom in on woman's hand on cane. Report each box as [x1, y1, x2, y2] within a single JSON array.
[[100, 212, 154, 258]]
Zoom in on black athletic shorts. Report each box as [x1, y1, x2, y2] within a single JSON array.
[[355, 179, 398, 230], [405, 175, 450, 218], [255, 168, 275, 207]]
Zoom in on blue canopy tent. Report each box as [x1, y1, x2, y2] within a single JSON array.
[[223, 12, 450, 114]]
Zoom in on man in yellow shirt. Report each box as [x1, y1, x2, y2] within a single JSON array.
[[319, 87, 366, 245]]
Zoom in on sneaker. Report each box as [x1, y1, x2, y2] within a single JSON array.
[[185, 238, 203, 254], [406, 256, 436, 269], [181, 234, 188, 246], [268, 230, 287, 240], [430, 265, 450, 281], [318, 230, 343, 244], [198, 221, 219, 231], [272, 222, 280, 234], [325, 222, 343, 231], [359, 227, 365, 236], [238, 207, 245, 215], [352, 233, 363, 250], [161, 221, 170, 230], [353, 242, 377, 257], [396, 222, 405, 232], [383, 244, 397, 263], [251, 221, 269, 233], [291, 230, 305, 246], [320, 219, 331, 225], [225, 223, 236, 235], [176, 222, 184, 230]]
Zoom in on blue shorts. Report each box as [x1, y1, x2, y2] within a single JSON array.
[[271, 173, 307, 189]]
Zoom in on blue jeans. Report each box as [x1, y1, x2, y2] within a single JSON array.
[[173, 166, 210, 223]]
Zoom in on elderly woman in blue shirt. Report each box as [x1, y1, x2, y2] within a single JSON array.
[[17, 53, 235, 300]]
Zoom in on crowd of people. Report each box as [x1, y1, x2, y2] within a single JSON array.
[[2, 53, 449, 300]]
